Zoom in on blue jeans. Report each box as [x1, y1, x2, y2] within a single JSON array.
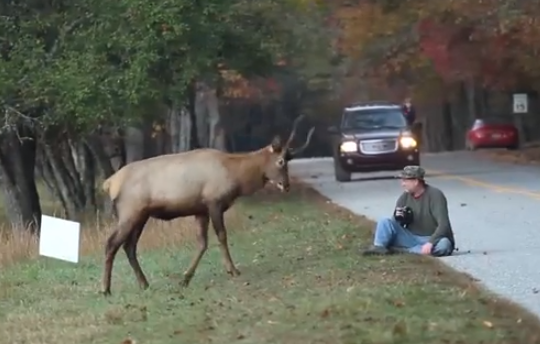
[[373, 217, 454, 257]]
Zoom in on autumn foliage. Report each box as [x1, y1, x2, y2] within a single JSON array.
[[219, 68, 282, 101], [333, 0, 540, 93]]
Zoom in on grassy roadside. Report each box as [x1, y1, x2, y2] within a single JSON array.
[[479, 142, 540, 165], [1, 184, 540, 344]]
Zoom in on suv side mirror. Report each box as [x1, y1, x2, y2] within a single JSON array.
[[327, 126, 338, 134]]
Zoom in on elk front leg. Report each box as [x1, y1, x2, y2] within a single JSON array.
[[209, 206, 241, 277], [182, 214, 209, 287]]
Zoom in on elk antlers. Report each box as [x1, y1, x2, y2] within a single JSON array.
[[284, 115, 315, 160]]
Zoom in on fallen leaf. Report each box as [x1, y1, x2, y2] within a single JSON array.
[[517, 318, 522, 323], [483, 320, 494, 328], [320, 309, 330, 318], [393, 300, 405, 307], [392, 320, 407, 336], [346, 286, 354, 293]]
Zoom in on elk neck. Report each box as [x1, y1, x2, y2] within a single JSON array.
[[226, 148, 271, 196]]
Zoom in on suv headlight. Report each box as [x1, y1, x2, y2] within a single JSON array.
[[399, 136, 417, 148], [340, 141, 357, 152]]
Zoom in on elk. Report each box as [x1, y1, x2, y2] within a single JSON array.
[[100, 115, 314, 295]]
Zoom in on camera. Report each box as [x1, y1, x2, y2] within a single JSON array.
[[394, 206, 414, 228]]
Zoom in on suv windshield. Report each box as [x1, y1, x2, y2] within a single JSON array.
[[342, 107, 407, 129]]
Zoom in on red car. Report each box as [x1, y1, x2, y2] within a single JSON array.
[[466, 118, 519, 150]]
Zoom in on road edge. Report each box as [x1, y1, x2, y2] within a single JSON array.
[[293, 178, 540, 329]]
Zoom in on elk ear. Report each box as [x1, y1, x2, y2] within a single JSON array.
[[269, 135, 282, 153]]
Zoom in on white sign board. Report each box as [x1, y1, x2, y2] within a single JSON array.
[[513, 93, 528, 113], [39, 215, 81, 263]]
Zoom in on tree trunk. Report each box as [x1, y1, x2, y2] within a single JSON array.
[[195, 82, 210, 148], [167, 105, 192, 153], [187, 80, 200, 149], [206, 87, 227, 150], [77, 142, 97, 212], [86, 134, 116, 216], [168, 106, 180, 153], [124, 126, 145, 163], [41, 142, 82, 220], [441, 100, 454, 150], [0, 127, 41, 233], [86, 134, 115, 178]]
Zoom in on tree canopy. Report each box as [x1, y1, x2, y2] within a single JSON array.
[[333, 0, 540, 94], [0, 0, 325, 132]]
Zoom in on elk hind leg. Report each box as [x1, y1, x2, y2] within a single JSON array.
[[182, 214, 210, 287], [102, 219, 137, 296], [123, 215, 150, 290], [209, 206, 240, 277]]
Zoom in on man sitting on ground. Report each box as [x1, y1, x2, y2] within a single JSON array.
[[362, 166, 455, 256]]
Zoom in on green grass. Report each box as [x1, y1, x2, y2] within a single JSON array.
[[0, 186, 539, 344]]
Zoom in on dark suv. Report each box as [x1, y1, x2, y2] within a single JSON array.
[[328, 101, 420, 182]]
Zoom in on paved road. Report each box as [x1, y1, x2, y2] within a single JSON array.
[[291, 151, 540, 317]]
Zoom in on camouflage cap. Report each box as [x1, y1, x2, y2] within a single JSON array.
[[397, 165, 425, 180]]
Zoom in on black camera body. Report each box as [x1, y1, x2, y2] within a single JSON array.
[[394, 206, 414, 228]]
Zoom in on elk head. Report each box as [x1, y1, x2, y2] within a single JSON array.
[[265, 115, 315, 192]]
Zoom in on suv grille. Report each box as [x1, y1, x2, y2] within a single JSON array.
[[359, 139, 398, 155]]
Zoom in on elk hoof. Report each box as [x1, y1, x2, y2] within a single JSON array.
[[181, 273, 193, 287], [227, 268, 241, 277], [100, 289, 111, 297]]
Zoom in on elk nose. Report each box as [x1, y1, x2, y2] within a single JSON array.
[[277, 182, 289, 192]]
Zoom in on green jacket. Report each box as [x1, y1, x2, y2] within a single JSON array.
[[395, 185, 455, 246]]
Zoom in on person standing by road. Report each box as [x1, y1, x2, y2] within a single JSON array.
[[402, 97, 416, 126], [361, 166, 455, 257]]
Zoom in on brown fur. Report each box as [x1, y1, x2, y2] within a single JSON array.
[[101, 116, 314, 295]]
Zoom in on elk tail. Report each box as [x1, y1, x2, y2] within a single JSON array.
[[102, 169, 126, 201]]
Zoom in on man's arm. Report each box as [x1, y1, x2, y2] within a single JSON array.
[[428, 189, 451, 244], [393, 192, 407, 215]]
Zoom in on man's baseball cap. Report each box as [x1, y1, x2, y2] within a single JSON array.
[[396, 165, 425, 180]]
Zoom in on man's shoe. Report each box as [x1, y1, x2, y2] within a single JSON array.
[[362, 245, 390, 256], [388, 247, 410, 254]]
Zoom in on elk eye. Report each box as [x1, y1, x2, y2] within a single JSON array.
[[276, 158, 285, 167]]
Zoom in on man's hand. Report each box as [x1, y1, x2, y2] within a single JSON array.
[[421, 242, 433, 255], [394, 207, 404, 217]]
